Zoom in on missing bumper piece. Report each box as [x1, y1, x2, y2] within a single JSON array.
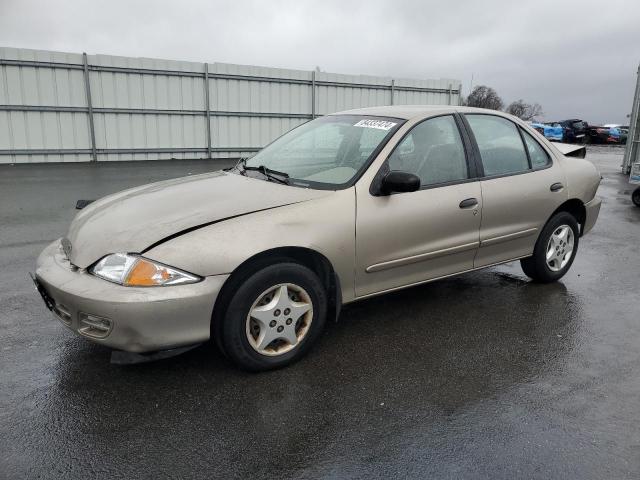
[[110, 343, 202, 365]]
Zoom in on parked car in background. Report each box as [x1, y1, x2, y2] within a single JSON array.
[[619, 126, 629, 144], [554, 119, 589, 143], [34, 106, 602, 371], [604, 125, 628, 144], [531, 122, 564, 141], [587, 124, 628, 144]]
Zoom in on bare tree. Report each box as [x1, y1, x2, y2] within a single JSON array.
[[506, 99, 544, 121], [464, 85, 504, 111]]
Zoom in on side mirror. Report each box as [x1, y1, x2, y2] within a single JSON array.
[[381, 171, 421, 194]]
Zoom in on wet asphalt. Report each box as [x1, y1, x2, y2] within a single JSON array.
[[1, 147, 639, 479]]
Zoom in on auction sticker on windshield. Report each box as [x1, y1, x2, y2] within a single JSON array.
[[353, 119, 397, 130]]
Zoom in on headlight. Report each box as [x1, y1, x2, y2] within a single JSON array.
[[90, 253, 201, 287]]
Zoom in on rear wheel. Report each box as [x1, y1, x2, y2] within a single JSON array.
[[632, 187, 640, 207], [219, 262, 327, 371], [521, 212, 580, 283]]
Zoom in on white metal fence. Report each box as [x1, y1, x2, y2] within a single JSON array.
[[0, 47, 461, 163]]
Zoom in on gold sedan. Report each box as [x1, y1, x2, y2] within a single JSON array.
[[34, 106, 601, 370]]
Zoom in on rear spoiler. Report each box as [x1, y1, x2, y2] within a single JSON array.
[[553, 143, 586, 159]]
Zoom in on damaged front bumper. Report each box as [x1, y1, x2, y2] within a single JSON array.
[[34, 239, 228, 353]]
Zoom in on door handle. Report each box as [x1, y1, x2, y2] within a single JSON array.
[[459, 197, 478, 209], [550, 182, 564, 192]]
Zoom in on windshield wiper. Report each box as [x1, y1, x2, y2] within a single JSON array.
[[225, 157, 248, 175], [229, 157, 289, 185], [243, 164, 290, 185]]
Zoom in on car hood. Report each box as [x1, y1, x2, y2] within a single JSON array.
[[66, 171, 331, 268]]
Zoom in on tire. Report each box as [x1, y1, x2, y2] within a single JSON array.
[[219, 262, 327, 371], [520, 212, 580, 283], [632, 187, 640, 207]]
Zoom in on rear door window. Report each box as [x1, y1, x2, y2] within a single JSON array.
[[521, 129, 551, 169], [465, 114, 529, 176]]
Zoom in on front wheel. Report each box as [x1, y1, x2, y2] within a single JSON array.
[[521, 212, 580, 283], [632, 187, 640, 207], [219, 262, 327, 371]]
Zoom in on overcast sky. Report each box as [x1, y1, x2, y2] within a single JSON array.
[[1, 0, 638, 124]]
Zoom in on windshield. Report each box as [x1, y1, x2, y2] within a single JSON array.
[[242, 115, 403, 189]]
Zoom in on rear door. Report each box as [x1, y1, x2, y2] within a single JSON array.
[[462, 114, 567, 268]]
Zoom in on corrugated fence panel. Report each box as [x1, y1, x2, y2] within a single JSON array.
[[90, 70, 205, 110], [93, 113, 207, 148], [209, 62, 312, 115], [0, 48, 90, 162], [88, 54, 208, 161], [316, 86, 391, 116], [316, 71, 388, 116], [211, 116, 307, 149], [210, 78, 311, 115], [0, 111, 90, 163], [0, 65, 86, 106], [0, 47, 461, 163]]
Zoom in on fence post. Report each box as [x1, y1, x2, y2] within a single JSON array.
[[390, 79, 395, 105], [622, 63, 640, 174], [82, 53, 97, 162], [204, 63, 212, 159], [448, 83, 453, 105], [311, 70, 316, 119]]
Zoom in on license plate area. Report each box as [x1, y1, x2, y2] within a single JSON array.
[[30, 274, 73, 325]]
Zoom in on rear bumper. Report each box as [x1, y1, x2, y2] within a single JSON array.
[[583, 196, 601, 236], [35, 239, 228, 353]]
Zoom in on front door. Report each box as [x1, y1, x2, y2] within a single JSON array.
[[355, 114, 482, 297]]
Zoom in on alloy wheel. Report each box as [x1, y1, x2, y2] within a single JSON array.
[[246, 283, 313, 356], [546, 225, 574, 272]]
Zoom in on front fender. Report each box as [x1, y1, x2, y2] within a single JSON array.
[[144, 188, 357, 302]]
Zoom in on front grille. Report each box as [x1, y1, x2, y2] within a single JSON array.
[[78, 313, 112, 339]]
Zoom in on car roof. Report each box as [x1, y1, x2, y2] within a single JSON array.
[[329, 105, 518, 121]]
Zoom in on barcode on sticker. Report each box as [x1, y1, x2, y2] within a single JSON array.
[[354, 119, 397, 131]]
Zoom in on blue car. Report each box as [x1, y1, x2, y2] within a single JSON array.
[[531, 122, 564, 142]]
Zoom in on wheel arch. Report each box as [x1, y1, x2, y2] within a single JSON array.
[[211, 246, 342, 347], [550, 198, 586, 235]]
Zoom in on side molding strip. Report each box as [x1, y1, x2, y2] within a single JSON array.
[[480, 228, 538, 247], [366, 241, 479, 273]]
